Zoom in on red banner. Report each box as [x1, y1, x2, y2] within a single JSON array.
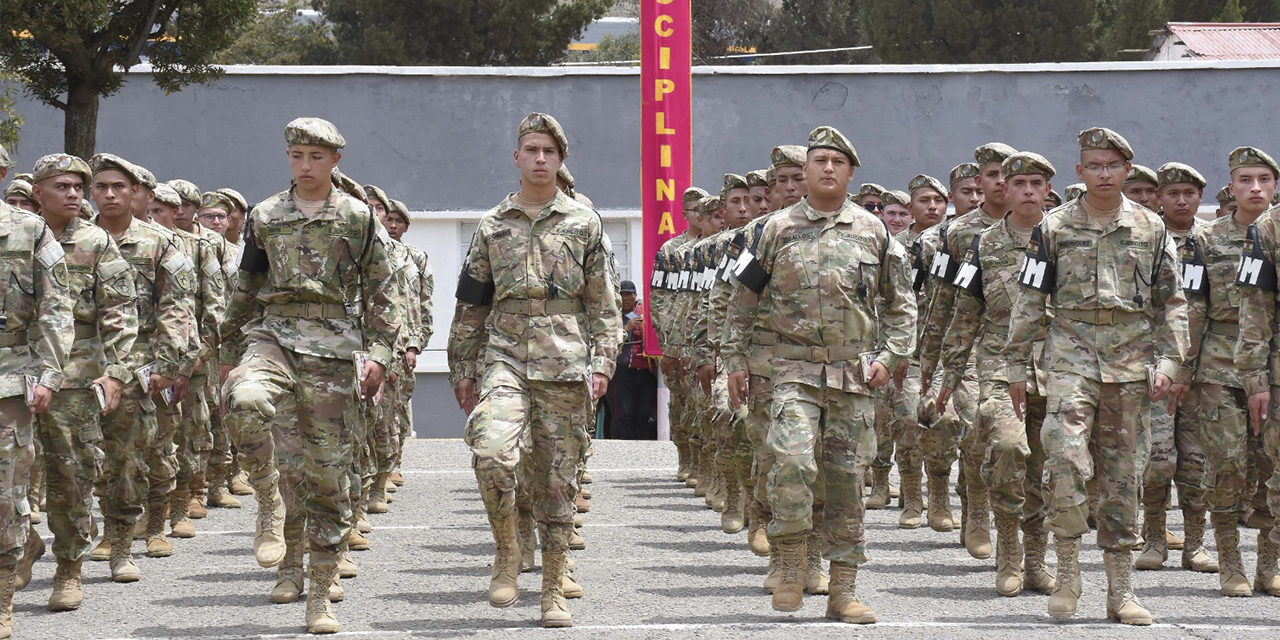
[[640, 0, 692, 357]]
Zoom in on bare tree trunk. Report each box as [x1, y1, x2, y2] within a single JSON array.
[[64, 79, 99, 159]]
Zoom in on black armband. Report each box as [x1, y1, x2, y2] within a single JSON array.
[[1180, 236, 1208, 295], [239, 241, 270, 274], [1237, 223, 1279, 292], [456, 270, 495, 306], [929, 225, 959, 283], [732, 246, 770, 294], [1017, 225, 1056, 293], [952, 234, 984, 302], [910, 239, 928, 292]]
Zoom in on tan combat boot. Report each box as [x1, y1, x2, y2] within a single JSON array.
[[207, 468, 242, 509], [146, 499, 174, 558], [518, 511, 538, 573], [132, 508, 147, 541], [366, 472, 390, 515], [229, 470, 253, 495], [721, 478, 745, 534], [270, 533, 306, 603], [1105, 550, 1153, 625], [569, 527, 587, 551], [1023, 529, 1056, 594], [771, 538, 807, 611], [709, 472, 727, 513], [956, 465, 969, 547], [14, 528, 44, 590], [825, 562, 876, 624], [1213, 514, 1252, 596], [763, 540, 782, 593], [748, 510, 770, 557], [347, 527, 370, 552], [926, 474, 955, 532], [48, 557, 84, 611], [337, 550, 358, 579], [676, 442, 692, 482], [353, 497, 371, 535], [994, 516, 1023, 596], [805, 526, 828, 595], [189, 475, 208, 520], [685, 447, 701, 489], [109, 521, 140, 582], [487, 514, 520, 607], [562, 550, 584, 599], [540, 550, 573, 627], [898, 472, 923, 529], [390, 469, 406, 487], [865, 467, 891, 510], [305, 552, 341, 633], [1181, 510, 1219, 573], [1047, 535, 1081, 618], [964, 482, 992, 559], [1254, 532, 1280, 596], [328, 572, 344, 602], [0, 567, 14, 639], [251, 472, 286, 567], [170, 490, 196, 539], [1135, 507, 1167, 570]]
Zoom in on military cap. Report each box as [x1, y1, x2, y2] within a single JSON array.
[[723, 173, 748, 192], [1002, 152, 1056, 180], [881, 190, 910, 207], [151, 184, 182, 208], [1228, 146, 1280, 179], [765, 167, 776, 186], [746, 169, 769, 189], [517, 112, 569, 159], [1046, 190, 1063, 207], [683, 187, 709, 205], [974, 143, 1017, 166], [949, 162, 980, 186], [88, 153, 143, 184], [698, 196, 721, 215], [1125, 164, 1158, 186], [285, 117, 346, 150], [78, 200, 94, 220], [388, 199, 411, 223], [13, 173, 32, 183], [30, 153, 92, 186], [167, 179, 201, 204], [771, 145, 807, 169], [216, 187, 249, 212], [133, 166, 158, 190], [363, 184, 391, 209], [1065, 183, 1087, 201], [1078, 127, 1134, 161], [908, 174, 948, 197], [1157, 162, 1206, 189], [807, 126, 860, 166], [1215, 185, 1236, 205], [3, 179, 33, 201], [199, 191, 235, 213], [0, 143, 9, 168], [330, 168, 368, 204], [856, 183, 886, 200], [557, 164, 575, 189]]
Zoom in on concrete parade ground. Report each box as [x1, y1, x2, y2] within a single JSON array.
[[13, 439, 1280, 639]]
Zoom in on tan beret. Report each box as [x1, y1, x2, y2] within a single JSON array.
[[286, 117, 345, 150], [807, 126, 860, 167], [770, 145, 807, 169], [1002, 152, 1056, 180], [949, 162, 980, 186], [1078, 127, 1134, 161], [974, 143, 1017, 166], [881, 190, 910, 207], [151, 184, 182, 208], [1125, 164, 1158, 186], [1157, 162, 1206, 189], [30, 154, 92, 186], [518, 112, 569, 159], [908, 174, 948, 197], [1229, 146, 1279, 179], [88, 153, 143, 185]]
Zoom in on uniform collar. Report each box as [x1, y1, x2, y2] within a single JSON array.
[[498, 190, 574, 222], [799, 196, 858, 223]]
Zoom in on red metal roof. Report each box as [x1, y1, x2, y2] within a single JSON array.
[[1166, 22, 1280, 59]]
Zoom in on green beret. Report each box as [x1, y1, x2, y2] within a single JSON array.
[[770, 145, 807, 169], [30, 154, 92, 186], [330, 168, 368, 204], [698, 196, 720, 215], [1002, 152, 1056, 180], [88, 153, 143, 185], [556, 164, 575, 189], [856, 183, 886, 199], [199, 191, 236, 213], [881, 190, 910, 207], [286, 117, 346, 150], [1046, 190, 1063, 207], [949, 162, 980, 186], [908, 174, 948, 197], [1065, 183, 1087, 201], [746, 170, 769, 189], [167, 179, 201, 204], [807, 126, 860, 166], [518, 112, 569, 159], [1157, 162, 1206, 189], [133, 166, 158, 190], [3, 179, 33, 201], [151, 184, 182, 208], [216, 188, 249, 212], [683, 187, 709, 205], [0, 143, 9, 168], [388, 199, 411, 223], [1216, 185, 1236, 205], [974, 143, 1017, 167], [363, 184, 391, 209], [1229, 146, 1279, 179], [1125, 164, 1158, 186], [1078, 127, 1134, 161]]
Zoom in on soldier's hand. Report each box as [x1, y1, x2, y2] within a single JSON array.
[[405, 349, 418, 371], [1249, 391, 1270, 436], [219, 364, 233, 384], [697, 364, 714, 397], [728, 370, 749, 409], [1010, 382, 1027, 421], [660, 356, 678, 378], [455, 378, 479, 415], [92, 375, 124, 414], [920, 369, 934, 397], [867, 362, 890, 388], [360, 360, 386, 400], [1164, 383, 1189, 415], [29, 385, 53, 414], [151, 373, 174, 392], [893, 360, 908, 391], [172, 375, 191, 403], [591, 373, 609, 400], [935, 386, 954, 414], [1150, 372, 1172, 403]]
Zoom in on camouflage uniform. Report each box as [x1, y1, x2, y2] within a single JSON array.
[[193, 219, 235, 505], [651, 218, 699, 479], [400, 243, 434, 452]]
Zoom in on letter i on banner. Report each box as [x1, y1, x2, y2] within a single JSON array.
[[641, 0, 692, 357]]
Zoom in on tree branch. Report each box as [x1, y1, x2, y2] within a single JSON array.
[[122, 0, 169, 67]]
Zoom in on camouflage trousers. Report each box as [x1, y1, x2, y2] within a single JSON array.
[[393, 364, 415, 465], [272, 394, 310, 554], [148, 398, 180, 506], [100, 381, 157, 526], [711, 367, 751, 488], [1142, 394, 1206, 514], [175, 375, 213, 491], [976, 380, 1047, 534], [224, 336, 356, 554], [676, 355, 699, 450], [464, 361, 589, 553], [35, 389, 103, 561], [0, 397, 35, 558], [1198, 383, 1277, 518], [1260, 387, 1280, 545], [206, 364, 235, 489], [745, 374, 775, 521], [873, 366, 923, 471], [767, 382, 875, 566], [919, 366, 975, 478], [1042, 371, 1148, 550]]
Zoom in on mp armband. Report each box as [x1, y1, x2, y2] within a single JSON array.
[[239, 242, 270, 274], [1017, 225, 1056, 293], [910, 239, 928, 292], [952, 235, 984, 302], [456, 270, 495, 306], [732, 247, 770, 294], [1237, 223, 1279, 292], [1180, 236, 1208, 295]]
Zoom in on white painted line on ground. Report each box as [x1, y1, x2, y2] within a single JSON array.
[[188, 521, 652, 536], [403, 467, 671, 475]]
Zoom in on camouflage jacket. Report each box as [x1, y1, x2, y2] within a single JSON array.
[[386, 238, 418, 357], [103, 217, 195, 381], [920, 205, 1003, 375], [1184, 214, 1245, 389], [0, 204, 73, 397], [54, 216, 138, 388], [722, 211, 782, 378], [691, 228, 732, 368], [403, 244, 435, 352], [650, 230, 695, 352], [174, 227, 226, 376], [447, 191, 621, 385], [724, 198, 916, 393], [1234, 205, 1280, 396], [219, 187, 401, 368], [1006, 197, 1188, 385]]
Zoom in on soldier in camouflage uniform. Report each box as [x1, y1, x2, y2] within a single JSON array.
[[447, 113, 618, 629], [686, 196, 724, 506], [854, 183, 885, 215], [949, 163, 983, 217], [746, 170, 771, 218], [1006, 127, 1189, 625], [937, 152, 1057, 597], [1137, 163, 1214, 573], [87, 154, 192, 584], [218, 118, 399, 634], [3, 179, 37, 214], [726, 126, 915, 623], [380, 198, 432, 485], [1215, 185, 1238, 220], [1122, 164, 1160, 213]]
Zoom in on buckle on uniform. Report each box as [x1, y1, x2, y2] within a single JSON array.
[[1096, 309, 1114, 325], [811, 346, 830, 363], [530, 299, 546, 315]]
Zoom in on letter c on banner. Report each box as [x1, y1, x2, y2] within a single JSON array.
[[656, 15, 674, 37]]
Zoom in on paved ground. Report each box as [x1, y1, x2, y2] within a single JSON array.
[[13, 439, 1280, 639]]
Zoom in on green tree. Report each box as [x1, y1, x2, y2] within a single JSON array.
[[213, 1, 340, 66], [1096, 0, 1168, 59], [317, 0, 612, 65], [859, 0, 942, 63], [565, 32, 642, 65], [0, 72, 22, 154], [996, 0, 1098, 62], [690, 0, 774, 62], [0, 0, 257, 159], [758, 0, 871, 64]]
